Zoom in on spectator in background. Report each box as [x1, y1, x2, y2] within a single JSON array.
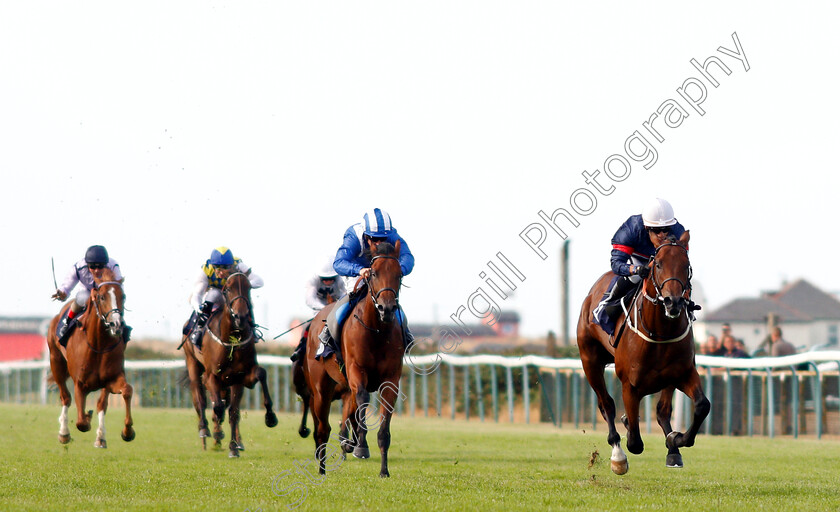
[[769, 327, 796, 357], [721, 335, 750, 359], [701, 334, 721, 355], [720, 334, 750, 435], [720, 322, 733, 341]]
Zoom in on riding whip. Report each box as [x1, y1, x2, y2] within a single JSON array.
[[51, 257, 58, 291], [272, 317, 315, 339]]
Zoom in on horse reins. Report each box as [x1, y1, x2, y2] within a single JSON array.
[[356, 255, 401, 334], [88, 280, 125, 353], [207, 272, 256, 355], [623, 242, 694, 344]]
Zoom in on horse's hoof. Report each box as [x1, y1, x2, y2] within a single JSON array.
[[228, 450, 240, 458], [94, 439, 107, 449], [214, 431, 225, 441], [121, 429, 135, 442], [353, 445, 370, 459], [265, 412, 278, 428], [666, 431, 681, 450], [299, 426, 311, 439], [611, 459, 629, 475], [199, 428, 211, 438], [341, 439, 355, 453], [58, 434, 71, 444], [666, 453, 684, 468], [77, 423, 91, 433], [236, 441, 245, 451], [379, 470, 390, 478]]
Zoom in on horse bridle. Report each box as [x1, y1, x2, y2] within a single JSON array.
[[645, 242, 692, 306], [364, 255, 401, 308], [223, 272, 253, 324], [92, 280, 124, 329]]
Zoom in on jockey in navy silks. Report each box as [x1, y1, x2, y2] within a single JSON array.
[[593, 198, 687, 337], [316, 208, 415, 358]]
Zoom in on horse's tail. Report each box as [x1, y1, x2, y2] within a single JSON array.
[[177, 369, 191, 389]]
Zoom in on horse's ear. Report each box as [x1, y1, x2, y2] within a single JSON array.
[[680, 230, 690, 248], [394, 239, 401, 254], [120, 278, 125, 284]]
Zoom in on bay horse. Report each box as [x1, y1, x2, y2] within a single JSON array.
[[46, 268, 134, 447], [577, 231, 709, 474], [182, 272, 278, 457], [304, 241, 405, 477], [293, 293, 338, 439]]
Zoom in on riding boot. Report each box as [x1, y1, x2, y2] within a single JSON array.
[[316, 326, 332, 357], [290, 335, 307, 362], [593, 276, 638, 336], [123, 324, 133, 344], [57, 316, 76, 348], [398, 306, 414, 347], [189, 301, 214, 348]]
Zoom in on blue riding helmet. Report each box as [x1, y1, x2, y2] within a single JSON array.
[[209, 247, 235, 266], [363, 208, 392, 237], [85, 245, 109, 265]]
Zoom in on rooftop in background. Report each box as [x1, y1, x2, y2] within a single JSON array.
[[705, 279, 840, 323]]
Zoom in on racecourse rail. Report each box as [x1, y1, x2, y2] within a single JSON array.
[[3, 351, 839, 439]]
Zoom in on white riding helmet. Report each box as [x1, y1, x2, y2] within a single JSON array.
[[642, 198, 677, 227], [318, 261, 338, 280]]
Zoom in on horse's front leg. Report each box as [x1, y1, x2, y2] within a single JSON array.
[[668, 369, 710, 451], [185, 355, 210, 445], [347, 365, 370, 460], [73, 381, 92, 432], [339, 393, 358, 455], [108, 373, 135, 442], [656, 387, 683, 468], [621, 384, 644, 455], [50, 352, 72, 444], [245, 365, 277, 428], [580, 353, 625, 474], [205, 375, 226, 448], [375, 379, 403, 478], [94, 389, 109, 448], [227, 384, 244, 458]]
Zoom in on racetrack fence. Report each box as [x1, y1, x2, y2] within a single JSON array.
[[2, 352, 839, 439]]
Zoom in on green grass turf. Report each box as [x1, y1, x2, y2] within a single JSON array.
[[0, 403, 838, 511]]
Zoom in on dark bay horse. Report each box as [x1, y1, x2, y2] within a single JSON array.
[[182, 272, 278, 457], [46, 268, 134, 447], [577, 231, 709, 474], [304, 241, 405, 477]]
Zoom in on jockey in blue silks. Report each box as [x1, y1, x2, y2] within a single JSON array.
[[593, 198, 687, 336], [316, 208, 415, 358]]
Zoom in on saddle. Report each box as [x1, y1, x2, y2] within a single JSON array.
[[55, 308, 87, 347]]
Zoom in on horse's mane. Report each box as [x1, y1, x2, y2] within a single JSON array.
[[95, 267, 119, 284], [373, 242, 396, 256]]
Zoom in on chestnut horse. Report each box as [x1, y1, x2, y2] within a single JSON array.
[[577, 231, 709, 474], [304, 241, 405, 477], [46, 268, 134, 447], [182, 272, 278, 457], [293, 294, 338, 439]]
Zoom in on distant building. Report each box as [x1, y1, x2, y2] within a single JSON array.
[[410, 310, 522, 353], [0, 317, 50, 362], [701, 279, 840, 352]]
